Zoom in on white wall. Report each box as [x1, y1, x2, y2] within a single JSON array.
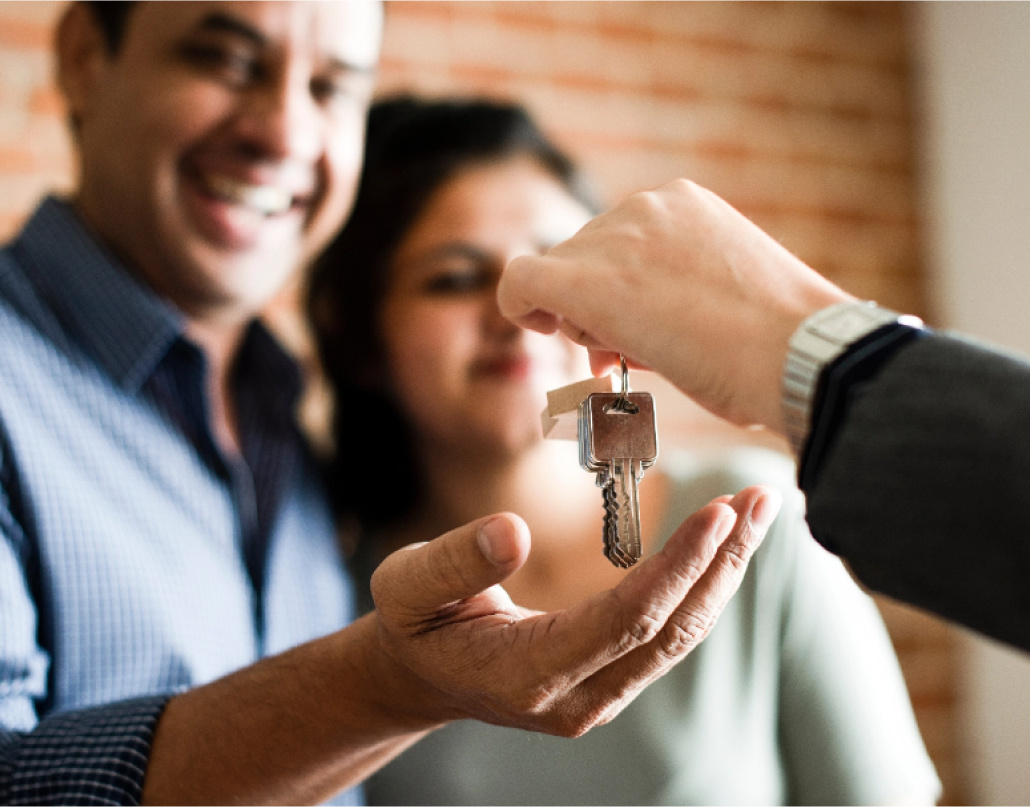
[[912, 3, 1030, 803]]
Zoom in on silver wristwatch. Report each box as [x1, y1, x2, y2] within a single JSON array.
[[782, 301, 923, 458]]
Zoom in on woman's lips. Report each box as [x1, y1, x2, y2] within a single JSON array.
[[474, 355, 533, 380]]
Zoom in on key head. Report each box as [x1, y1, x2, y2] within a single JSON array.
[[579, 392, 658, 470]]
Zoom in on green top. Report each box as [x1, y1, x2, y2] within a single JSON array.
[[362, 448, 941, 805]]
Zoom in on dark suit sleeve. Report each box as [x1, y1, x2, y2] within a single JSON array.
[[804, 332, 1030, 651]]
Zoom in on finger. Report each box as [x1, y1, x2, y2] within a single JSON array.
[[500, 255, 643, 362], [635, 487, 781, 682], [539, 500, 738, 678], [585, 487, 781, 712], [662, 486, 780, 649], [512, 308, 562, 336], [371, 513, 531, 614], [499, 256, 604, 342], [497, 254, 559, 330], [555, 318, 606, 350], [589, 350, 621, 377]]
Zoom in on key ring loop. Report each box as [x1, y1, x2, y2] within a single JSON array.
[[619, 354, 631, 400], [607, 354, 640, 414]]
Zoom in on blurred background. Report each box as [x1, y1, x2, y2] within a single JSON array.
[[3, 2, 1030, 803]]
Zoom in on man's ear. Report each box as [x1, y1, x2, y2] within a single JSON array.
[[55, 2, 111, 133]]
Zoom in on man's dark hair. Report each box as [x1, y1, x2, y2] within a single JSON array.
[[84, 1, 137, 53], [306, 94, 601, 531]]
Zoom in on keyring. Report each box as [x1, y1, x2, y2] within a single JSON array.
[[607, 354, 640, 414]]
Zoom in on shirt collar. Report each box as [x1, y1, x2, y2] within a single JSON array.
[[13, 196, 303, 410], [15, 196, 184, 393]]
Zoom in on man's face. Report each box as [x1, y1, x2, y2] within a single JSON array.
[[65, 1, 381, 323]]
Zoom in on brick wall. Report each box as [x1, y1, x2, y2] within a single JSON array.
[[0, 1, 962, 802], [0, 2, 73, 238]]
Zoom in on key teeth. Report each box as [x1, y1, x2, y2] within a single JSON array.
[[601, 482, 639, 568], [608, 546, 635, 568], [602, 481, 618, 555], [616, 486, 631, 535]]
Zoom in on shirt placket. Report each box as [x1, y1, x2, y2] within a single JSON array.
[[147, 339, 268, 647]]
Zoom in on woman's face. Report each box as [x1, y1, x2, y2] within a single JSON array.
[[379, 155, 593, 456]]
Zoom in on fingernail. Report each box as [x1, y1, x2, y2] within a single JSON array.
[[478, 517, 515, 565], [750, 491, 783, 532]]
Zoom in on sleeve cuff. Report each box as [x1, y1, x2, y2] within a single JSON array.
[[798, 324, 927, 494], [3, 693, 171, 806]]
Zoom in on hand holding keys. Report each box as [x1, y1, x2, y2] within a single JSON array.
[[545, 356, 658, 568]]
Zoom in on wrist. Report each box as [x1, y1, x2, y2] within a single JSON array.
[[750, 293, 854, 434], [782, 301, 924, 461], [344, 613, 455, 735]]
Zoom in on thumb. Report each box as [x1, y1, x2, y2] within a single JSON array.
[[371, 513, 532, 613]]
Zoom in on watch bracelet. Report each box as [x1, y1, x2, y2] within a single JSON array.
[[782, 301, 918, 459]]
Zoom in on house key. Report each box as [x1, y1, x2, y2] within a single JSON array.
[[578, 356, 658, 567]]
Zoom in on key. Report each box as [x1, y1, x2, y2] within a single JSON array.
[[579, 390, 658, 567]]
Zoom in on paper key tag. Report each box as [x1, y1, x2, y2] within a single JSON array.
[[541, 375, 618, 440]]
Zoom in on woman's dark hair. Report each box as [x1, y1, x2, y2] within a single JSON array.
[[84, 1, 137, 53], [307, 94, 600, 531]]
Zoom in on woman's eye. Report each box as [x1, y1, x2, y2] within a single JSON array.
[[180, 42, 262, 87], [423, 269, 492, 295]]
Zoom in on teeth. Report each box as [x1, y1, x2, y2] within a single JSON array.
[[204, 174, 293, 215]]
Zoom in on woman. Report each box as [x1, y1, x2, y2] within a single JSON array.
[[307, 95, 940, 805]]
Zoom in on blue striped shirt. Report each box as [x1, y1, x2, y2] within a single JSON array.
[[0, 198, 359, 804]]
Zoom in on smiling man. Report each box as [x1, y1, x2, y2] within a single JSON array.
[[0, 3, 780, 805], [1, 3, 380, 803]]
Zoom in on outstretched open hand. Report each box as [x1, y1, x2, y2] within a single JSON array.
[[370, 485, 781, 737]]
